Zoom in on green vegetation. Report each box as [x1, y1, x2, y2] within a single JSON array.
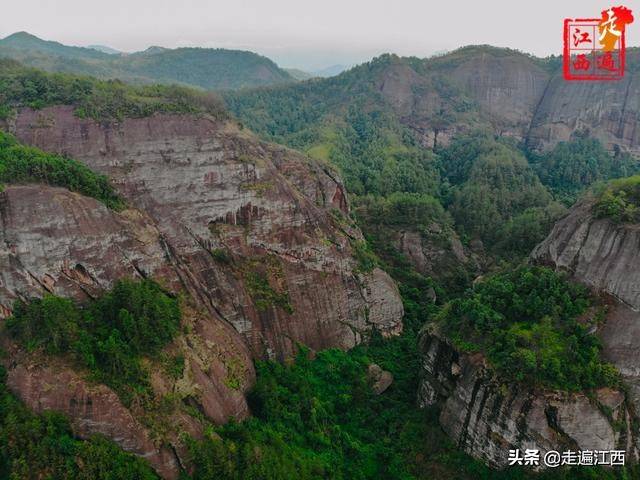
[[184, 263, 630, 480], [438, 267, 619, 391], [439, 132, 564, 251], [351, 239, 380, 273], [7, 279, 181, 405], [0, 131, 124, 209], [211, 247, 233, 264], [529, 137, 640, 205], [0, 365, 158, 479], [594, 175, 640, 223], [0, 32, 294, 91], [225, 56, 443, 199], [244, 270, 293, 314], [0, 58, 228, 121]]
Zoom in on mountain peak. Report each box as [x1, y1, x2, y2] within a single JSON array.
[[2, 31, 45, 44]]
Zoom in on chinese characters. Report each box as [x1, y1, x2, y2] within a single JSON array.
[[508, 449, 625, 467], [563, 5, 634, 80]]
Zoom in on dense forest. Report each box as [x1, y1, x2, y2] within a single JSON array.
[[224, 54, 640, 262], [0, 59, 228, 121], [2, 276, 632, 479], [0, 32, 295, 90]]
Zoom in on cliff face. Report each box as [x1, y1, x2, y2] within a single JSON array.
[[418, 198, 640, 468], [7, 106, 403, 357], [531, 200, 640, 411], [418, 329, 637, 468], [377, 48, 640, 153], [0, 107, 403, 477]]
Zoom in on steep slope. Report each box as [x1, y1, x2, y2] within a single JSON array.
[[418, 327, 635, 468], [0, 32, 295, 90], [0, 105, 403, 477], [531, 191, 640, 411], [0, 184, 254, 478], [527, 50, 640, 154], [226, 46, 640, 155]]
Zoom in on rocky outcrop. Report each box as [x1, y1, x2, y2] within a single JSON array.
[[376, 48, 640, 154], [418, 328, 637, 468], [391, 225, 480, 282], [3, 351, 182, 479], [531, 199, 640, 411], [527, 51, 640, 155], [0, 107, 403, 477], [531, 200, 640, 311], [7, 106, 403, 359], [367, 363, 393, 395], [0, 185, 253, 477]]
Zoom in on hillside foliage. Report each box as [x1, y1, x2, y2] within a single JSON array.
[[438, 267, 619, 391], [0, 131, 124, 209], [0, 59, 228, 121], [7, 279, 181, 405], [0, 32, 294, 90], [594, 176, 640, 223]]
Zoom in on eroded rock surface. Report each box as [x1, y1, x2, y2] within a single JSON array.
[[372, 48, 640, 154], [418, 328, 636, 468], [531, 199, 640, 413], [0, 107, 403, 477]]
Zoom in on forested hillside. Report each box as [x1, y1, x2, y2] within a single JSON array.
[[0, 32, 295, 90], [225, 49, 640, 264]]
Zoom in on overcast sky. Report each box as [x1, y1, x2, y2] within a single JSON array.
[[2, 0, 638, 71]]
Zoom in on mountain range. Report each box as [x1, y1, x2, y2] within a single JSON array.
[[0, 31, 295, 90]]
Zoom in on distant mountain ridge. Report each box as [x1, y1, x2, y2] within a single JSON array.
[[87, 44, 121, 55], [0, 31, 295, 90]]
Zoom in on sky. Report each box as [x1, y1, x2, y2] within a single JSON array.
[[2, 0, 639, 71]]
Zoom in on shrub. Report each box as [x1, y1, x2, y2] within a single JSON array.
[[0, 131, 124, 209], [7, 279, 181, 405], [594, 176, 640, 223], [438, 266, 619, 391]]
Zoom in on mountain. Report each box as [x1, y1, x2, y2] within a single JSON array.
[[225, 46, 640, 267], [0, 64, 403, 477], [87, 44, 121, 54], [313, 64, 350, 77], [2, 48, 640, 478], [0, 31, 296, 90], [284, 67, 314, 80], [226, 46, 640, 155]]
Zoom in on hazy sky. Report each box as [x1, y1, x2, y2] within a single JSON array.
[[2, 0, 638, 71]]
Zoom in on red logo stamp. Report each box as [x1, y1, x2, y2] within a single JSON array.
[[563, 6, 634, 81]]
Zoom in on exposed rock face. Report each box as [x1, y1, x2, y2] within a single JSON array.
[[0, 185, 253, 477], [376, 48, 640, 154], [8, 106, 403, 359], [527, 55, 640, 154], [392, 226, 479, 281], [448, 51, 550, 137], [367, 363, 393, 395], [1, 107, 403, 477], [4, 351, 182, 479], [418, 328, 637, 468], [531, 199, 640, 411], [531, 200, 640, 311]]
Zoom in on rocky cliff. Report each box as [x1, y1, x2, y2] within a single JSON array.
[[531, 199, 640, 412], [0, 107, 404, 477], [418, 327, 637, 468], [408, 48, 640, 153]]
